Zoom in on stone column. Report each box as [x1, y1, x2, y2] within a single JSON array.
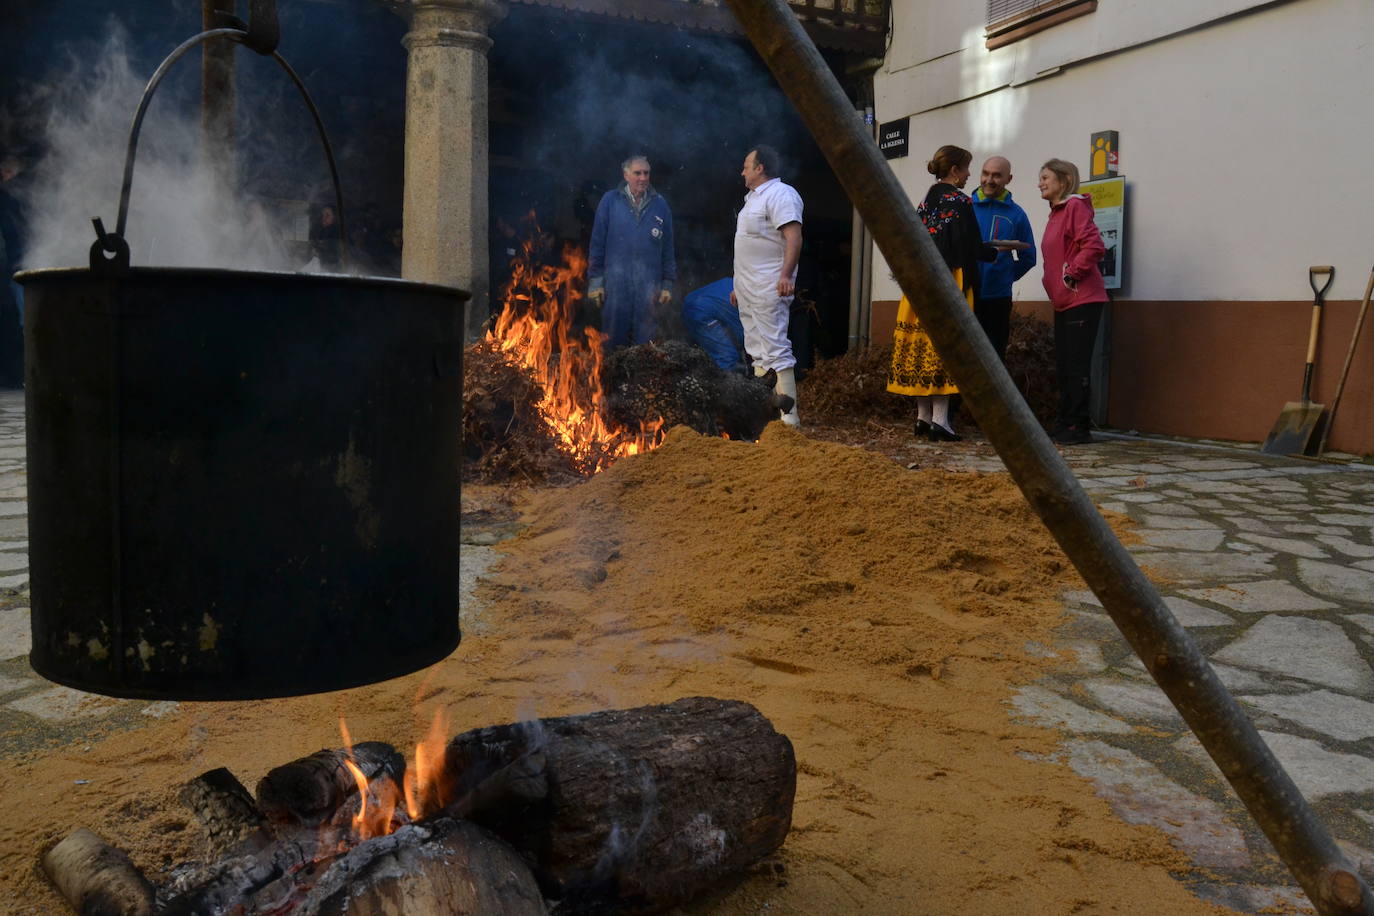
[[400, 0, 503, 338]]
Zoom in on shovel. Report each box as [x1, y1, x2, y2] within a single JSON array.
[[1261, 265, 1333, 455], [1314, 262, 1374, 457]]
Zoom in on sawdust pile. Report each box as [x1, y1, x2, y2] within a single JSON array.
[[0, 425, 1233, 915]]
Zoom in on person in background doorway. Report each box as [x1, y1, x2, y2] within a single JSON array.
[[587, 155, 676, 351], [732, 144, 803, 427], [1038, 157, 1107, 446], [970, 156, 1036, 363], [886, 144, 997, 442], [682, 278, 746, 371]]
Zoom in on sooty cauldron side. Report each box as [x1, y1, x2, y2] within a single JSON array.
[[18, 266, 467, 700]]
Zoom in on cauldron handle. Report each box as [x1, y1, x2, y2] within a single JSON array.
[[95, 23, 346, 271]]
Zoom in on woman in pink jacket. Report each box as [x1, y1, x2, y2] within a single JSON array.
[[1038, 158, 1107, 445]]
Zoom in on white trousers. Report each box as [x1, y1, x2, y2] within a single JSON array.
[[735, 283, 795, 372]]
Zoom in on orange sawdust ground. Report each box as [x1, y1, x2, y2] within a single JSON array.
[[0, 424, 1237, 914]]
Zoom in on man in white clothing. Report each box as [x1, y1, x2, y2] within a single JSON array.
[[731, 145, 803, 427]]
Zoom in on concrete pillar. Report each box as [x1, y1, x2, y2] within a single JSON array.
[[400, 0, 503, 338]]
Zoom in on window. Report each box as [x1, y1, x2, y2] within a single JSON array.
[[985, 0, 1096, 50]]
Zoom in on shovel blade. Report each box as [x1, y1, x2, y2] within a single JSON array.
[[1260, 401, 1325, 455]]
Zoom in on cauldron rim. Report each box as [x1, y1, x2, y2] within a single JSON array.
[[15, 265, 470, 301]]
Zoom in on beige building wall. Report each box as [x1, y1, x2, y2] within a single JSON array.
[[871, 0, 1374, 452]]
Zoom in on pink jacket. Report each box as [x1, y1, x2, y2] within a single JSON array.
[[1040, 194, 1107, 311]]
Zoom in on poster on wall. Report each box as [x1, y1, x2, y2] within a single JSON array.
[[1080, 176, 1124, 291]]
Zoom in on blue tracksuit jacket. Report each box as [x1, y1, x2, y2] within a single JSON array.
[[588, 186, 676, 350], [970, 188, 1037, 299]]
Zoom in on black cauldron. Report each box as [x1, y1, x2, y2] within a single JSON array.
[[17, 265, 466, 699]]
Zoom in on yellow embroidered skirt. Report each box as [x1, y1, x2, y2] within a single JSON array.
[[885, 268, 974, 397]]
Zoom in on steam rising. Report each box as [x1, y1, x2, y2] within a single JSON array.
[[22, 29, 295, 272]]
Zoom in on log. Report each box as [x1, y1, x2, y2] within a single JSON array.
[[179, 767, 269, 858], [256, 742, 405, 827], [42, 828, 155, 916], [442, 697, 795, 913], [293, 819, 546, 916]]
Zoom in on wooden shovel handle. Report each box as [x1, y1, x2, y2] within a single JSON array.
[[1316, 264, 1374, 454]]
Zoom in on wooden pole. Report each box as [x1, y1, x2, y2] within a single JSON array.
[[721, 2, 1372, 914]]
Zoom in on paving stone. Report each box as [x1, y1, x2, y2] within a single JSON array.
[[8, 686, 123, 721], [1315, 513, 1374, 528], [460, 544, 499, 635], [1161, 595, 1234, 627], [1209, 662, 1273, 693], [1138, 515, 1221, 530], [1357, 559, 1374, 573], [1008, 686, 1133, 734], [1240, 690, 1374, 742], [1295, 559, 1374, 607], [1257, 731, 1374, 800], [1213, 616, 1374, 693], [1227, 541, 1261, 552], [1143, 502, 1200, 516], [141, 701, 180, 718], [1137, 528, 1227, 551], [0, 516, 26, 539], [1176, 479, 1254, 494], [1168, 458, 1261, 472], [0, 606, 30, 659], [1314, 534, 1374, 559], [1062, 739, 1250, 868], [0, 673, 32, 695], [1061, 589, 1102, 608], [0, 551, 27, 573], [1057, 640, 1107, 673], [1180, 580, 1337, 614], [0, 573, 29, 589], [1136, 551, 1275, 583], [0, 501, 25, 518], [1081, 679, 1183, 725], [1112, 492, 1165, 503], [1223, 516, 1277, 534], [1234, 533, 1329, 559]]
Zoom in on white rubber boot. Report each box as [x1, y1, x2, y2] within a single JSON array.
[[775, 367, 801, 428]]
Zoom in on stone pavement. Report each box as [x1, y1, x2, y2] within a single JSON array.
[[3, 383, 1374, 911]]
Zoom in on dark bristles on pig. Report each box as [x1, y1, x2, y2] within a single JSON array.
[[603, 341, 794, 441]]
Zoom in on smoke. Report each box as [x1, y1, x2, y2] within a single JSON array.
[[20, 26, 296, 272]]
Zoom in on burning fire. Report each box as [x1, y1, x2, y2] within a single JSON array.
[[330, 709, 453, 849], [487, 217, 664, 473]]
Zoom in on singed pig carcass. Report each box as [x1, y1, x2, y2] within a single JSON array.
[[603, 341, 794, 441]]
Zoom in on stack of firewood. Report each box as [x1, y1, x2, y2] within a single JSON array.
[[42, 697, 796, 915]]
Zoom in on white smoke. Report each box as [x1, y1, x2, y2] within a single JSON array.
[[21, 27, 297, 272]]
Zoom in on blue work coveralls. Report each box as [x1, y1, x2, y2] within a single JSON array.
[[588, 186, 676, 351], [682, 278, 746, 370]]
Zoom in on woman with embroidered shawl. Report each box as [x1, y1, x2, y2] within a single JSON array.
[[886, 144, 999, 441]]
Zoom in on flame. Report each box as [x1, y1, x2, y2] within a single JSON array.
[[487, 215, 665, 473], [404, 707, 451, 820], [343, 757, 401, 842]]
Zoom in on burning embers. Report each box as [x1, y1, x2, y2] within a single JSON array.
[[487, 220, 664, 474], [40, 698, 795, 916]]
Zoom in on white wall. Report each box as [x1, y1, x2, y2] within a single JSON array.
[[872, 0, 1374, 302]]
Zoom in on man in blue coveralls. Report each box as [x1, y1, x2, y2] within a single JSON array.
[[682, 278, 746, 371], [587, 155, 677, 351]]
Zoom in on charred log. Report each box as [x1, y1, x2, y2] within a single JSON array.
[[442, 696, 796, 913], [180, 767, 269, 859], [292, 819, 546, 916], [603, 341, 791, 441], [256, 742, 405, 827], [42, 828, 155, 916]]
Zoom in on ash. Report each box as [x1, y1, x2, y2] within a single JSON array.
[[603, 341, 791, 442]]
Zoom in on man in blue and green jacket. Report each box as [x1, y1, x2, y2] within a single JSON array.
[[971, 156, 1036, 362], [587, 155, 676, 351]]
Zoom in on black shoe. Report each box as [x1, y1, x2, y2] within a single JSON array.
[[915, 419, 931, 439], [1052, 425, 1092, 445], [929, 422, 962, 442]]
